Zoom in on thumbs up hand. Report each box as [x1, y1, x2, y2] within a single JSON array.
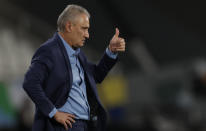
[[109, 28, 126, 53]]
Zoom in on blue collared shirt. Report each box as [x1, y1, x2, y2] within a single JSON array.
[[49, 33, 117, 119]]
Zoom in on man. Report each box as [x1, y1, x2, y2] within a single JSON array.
[[23, 4, 125, 131]]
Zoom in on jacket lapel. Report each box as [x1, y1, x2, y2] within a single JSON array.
[[55, 32, 73, 89], [78, 53, 99, 97], [78, 53, 105, 109]]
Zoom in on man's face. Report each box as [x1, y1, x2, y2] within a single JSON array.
[[69, 14, 90, 48]]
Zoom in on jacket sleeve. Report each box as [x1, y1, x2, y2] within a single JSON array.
[[88, 51, 118, 83], [23, 48, 55, 117]]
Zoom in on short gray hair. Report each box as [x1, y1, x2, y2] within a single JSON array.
[[57, 4, 90, 32]]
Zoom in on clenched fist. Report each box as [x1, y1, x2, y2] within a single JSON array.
[[109, 28, 126, 53]]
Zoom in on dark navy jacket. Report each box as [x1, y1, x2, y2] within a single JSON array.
[[23, 32, 117, 131]]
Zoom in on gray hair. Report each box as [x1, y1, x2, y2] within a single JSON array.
[[57, 4, 90, 32]]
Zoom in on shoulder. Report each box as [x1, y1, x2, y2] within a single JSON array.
[[31, 34, 61, 66], [33, 33, 60, 58]]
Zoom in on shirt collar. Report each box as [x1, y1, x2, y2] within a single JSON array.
[[58, 33, 80, 57]]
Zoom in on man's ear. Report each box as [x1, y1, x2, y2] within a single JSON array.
[[65, 21, 72, 32]]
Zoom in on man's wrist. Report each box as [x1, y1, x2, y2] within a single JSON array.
[[106, 47, 118, 59]]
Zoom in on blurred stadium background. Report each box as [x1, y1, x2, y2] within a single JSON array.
[[1, 0, 206, 131]]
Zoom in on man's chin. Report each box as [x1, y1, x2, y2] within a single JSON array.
[[80, 42, 85, 47], [76, 43, 84, 48]]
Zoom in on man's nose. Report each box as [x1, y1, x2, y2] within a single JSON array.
[[85, 31, 89, 39]]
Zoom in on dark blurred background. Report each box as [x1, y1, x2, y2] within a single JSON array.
[[1, 0, 206, 131]]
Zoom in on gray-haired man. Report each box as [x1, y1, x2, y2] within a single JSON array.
[[23, 4, 125, 131]]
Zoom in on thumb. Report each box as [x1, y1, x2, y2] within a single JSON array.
[[114, 28, 119, 38]]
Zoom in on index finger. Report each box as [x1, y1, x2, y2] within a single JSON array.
[[118, 38, 125, 43], [67, 113, 76, 118]]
